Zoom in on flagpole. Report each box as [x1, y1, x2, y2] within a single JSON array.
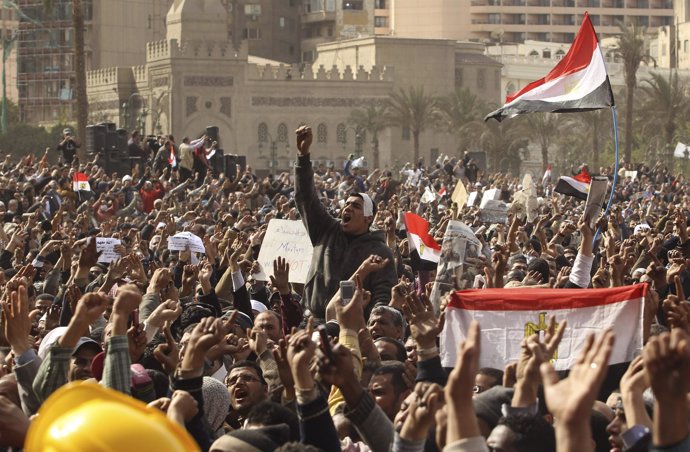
[[593, 106, 619, 244]]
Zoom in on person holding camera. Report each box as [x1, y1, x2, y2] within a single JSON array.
[[57, 129, 79, 166]]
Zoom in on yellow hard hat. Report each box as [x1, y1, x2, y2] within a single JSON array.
[[25, 382, 200, 452]]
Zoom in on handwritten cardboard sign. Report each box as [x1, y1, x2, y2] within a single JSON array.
[[256, 219, 314, 284]]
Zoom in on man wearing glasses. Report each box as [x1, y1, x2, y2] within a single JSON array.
[[225, 360, 268, 428]]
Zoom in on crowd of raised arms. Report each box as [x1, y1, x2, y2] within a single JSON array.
[[0, 124, 686, 452]]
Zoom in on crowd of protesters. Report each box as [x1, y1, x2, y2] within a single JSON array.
[[0, 124, 686, 451]]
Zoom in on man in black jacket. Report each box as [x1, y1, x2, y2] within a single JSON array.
[[294, 126, 396, 320]]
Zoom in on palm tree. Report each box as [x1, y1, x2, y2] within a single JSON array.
[[348, 104, 389, 169], [386, 86, 438, 163], [639, 71, 690, 146], [436, 87, 487, 151], [524, 113, 562, 172], [44, 0, 88, 157], [479, 118, 528, 174], [563, 110, 611, 170], [613, 22, 652, 164]]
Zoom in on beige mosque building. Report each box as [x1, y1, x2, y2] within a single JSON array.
[[86, 0, 501, 173]]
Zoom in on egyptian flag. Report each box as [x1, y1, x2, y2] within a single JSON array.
[[554, 165, 591, 200], [72, 172, 91, 192], [168, 145, 177, 168], [440, 284, 645, 371], [404, 212, 441, 269], [485, 12, 614, 122], [542, 164, 552, 186]]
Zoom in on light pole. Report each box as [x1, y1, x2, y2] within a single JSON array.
[[259, 131, 290, 175], [1, 31, 17, 134]]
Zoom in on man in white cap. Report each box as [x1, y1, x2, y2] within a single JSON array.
[[293, 126, 396, 320]]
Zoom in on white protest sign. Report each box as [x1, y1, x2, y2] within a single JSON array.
[[674, 142, 688, 158], [96, 237, 122, 263], [467, 192, 479, 207], [624, 170, 638, 180], [167, 232, 206, 254], [479, 199, 508, 224], [257, 219, 314, 284], [483, 188, 502, 202]]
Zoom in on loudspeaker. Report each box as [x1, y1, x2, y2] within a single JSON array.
[[206, 126, 219, 144], [224, 154, 246, 179], [85, 124, 106, 155]]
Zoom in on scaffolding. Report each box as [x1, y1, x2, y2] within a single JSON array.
[[15, 0, 93, 125]]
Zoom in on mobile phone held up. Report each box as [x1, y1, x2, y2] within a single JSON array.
[[316, 324, 335, 363], [340, 280, 355, 305]]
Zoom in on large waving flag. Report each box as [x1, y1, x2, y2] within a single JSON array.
[[440, 284, 645, 370], [486, 12, 614, 122]]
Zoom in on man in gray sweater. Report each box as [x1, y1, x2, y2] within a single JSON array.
[[294, 126, 397, 320]]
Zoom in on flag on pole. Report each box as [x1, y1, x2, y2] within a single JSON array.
[[485, 12, 614, 122], [72, 172, 91, 192], [168, 146, 177, 168], [542, 164, 552, 186], [440, 284, 645, 370], [404, 212, 441, 264], [554, 165, 592, 200]]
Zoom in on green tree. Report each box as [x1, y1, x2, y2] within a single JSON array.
[[479, 118, 528, 174], [613, 22, 652, 164], [524, 113, 563, 172], [639, 71, 690, 147], [436, 87, 487, 151], [348, 104, 389, 169], [386, 86, 438, 163], [562, 110, 611, 170]]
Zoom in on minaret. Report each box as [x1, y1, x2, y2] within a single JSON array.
[[166, 0, 229, 42]]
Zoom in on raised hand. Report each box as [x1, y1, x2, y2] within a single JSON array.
[[154, 324, 180, 375], [400, 383, 443, 442], [3, 285, 34, 355], [270, 256, 290, 295], [147, 299, 182, 329], [445, 321, 481, 445], [644, 329, 690, 447], [179, 317, 226, 378], [403, 292, 445, 351], [295, 126, 312, 156], [356, 254, 391, 279], [540, 330, 614, 452], [167, 390, 199, 426]]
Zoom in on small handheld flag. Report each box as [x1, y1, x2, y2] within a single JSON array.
[[485, 12, 614, 122], [72, 172, 91, 192], [404, 212, 441, 265]]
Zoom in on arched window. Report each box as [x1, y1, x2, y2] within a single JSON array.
[[336, 123, 346, 144], [529, 50, 539, 57], [258, 122, 268, 143], [505, 82, 516, 95], [317, 123, 328, 143], [277, 123, 288, 142]]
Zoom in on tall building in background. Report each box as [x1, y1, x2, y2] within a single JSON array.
[[301, 0, 392, 62], [16, 0, 171, 126], [226, 0, 302, 63], [391, 0, 673, 44]]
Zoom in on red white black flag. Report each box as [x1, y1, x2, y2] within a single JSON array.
[[486, 12, 614, 122], [554, 165, 592, 200]]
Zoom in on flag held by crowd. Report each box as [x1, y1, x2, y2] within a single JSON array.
[[404, 212, 441, 264], [554, 165, 592, 200], [440, 284, 645, 371], [72, 172, 91, 192], [485, 12, 614, 122]]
